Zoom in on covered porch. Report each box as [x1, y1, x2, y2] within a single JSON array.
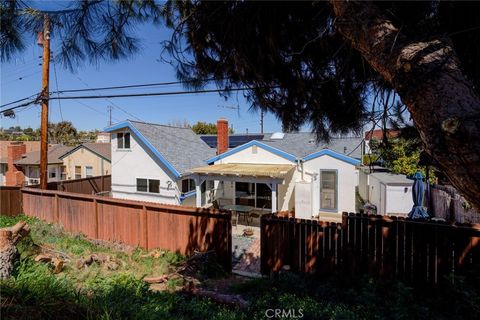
[[187, 163, 295, 215]]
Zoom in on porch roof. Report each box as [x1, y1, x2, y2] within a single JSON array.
[[188, 163, 295, 179]]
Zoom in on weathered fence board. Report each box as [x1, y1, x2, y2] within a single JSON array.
[[21, 188, 232, 271], [33, 175, 112, 195], [0, 186, 22, 216], [261, 212, 480, 285]]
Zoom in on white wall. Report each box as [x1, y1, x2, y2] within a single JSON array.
[[358, 168, 370, 202], [214, 144, 358, 215], [215, 145, 293, 165], [22, 164, 61, 185], [110, 130, 181, 205], [214, 144, 298, 211], [385, 185, 413, 215], [368, 175, 413, 215], [303, 156, 358, 214]]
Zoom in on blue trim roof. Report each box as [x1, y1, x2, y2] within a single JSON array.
[[206, 140, 297, 164], [104, 121, 182, 179], [179, 190, 196, 202], [302, 149, 360, 165]]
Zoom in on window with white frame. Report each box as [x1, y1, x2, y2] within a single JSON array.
[[117, 132, 131, 149], [85, 166, 93, 177], [320, 170, 337, 211], [136, 178, 160, 193], [48, 167, 56, 179]]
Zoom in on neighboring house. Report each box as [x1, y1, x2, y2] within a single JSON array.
[[358, 166, 414, 216], [96, 132, 111, 143], [363, 128, 400, 154], [0, 141, 42, 186], [14, 145, 72, 185], [104, 120, 215, 205], [59, 143, 111, 180], [106, 118, 363, 219]]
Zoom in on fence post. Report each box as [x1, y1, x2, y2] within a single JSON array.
[[94, 198, 99, 239], [142, 205, 148, 249], [54, 193, 59, 223]]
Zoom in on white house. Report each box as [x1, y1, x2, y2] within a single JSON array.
[[106, 119, 363, 219], [189, 129, 362, 218], [104, 120, 216, 204]]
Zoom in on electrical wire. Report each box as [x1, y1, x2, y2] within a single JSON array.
[[54, 78, 219, 94], [52, 59, 64, 121]]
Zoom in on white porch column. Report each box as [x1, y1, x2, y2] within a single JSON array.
[[195, 177, 202, 208], [271, 183, 277, 213]]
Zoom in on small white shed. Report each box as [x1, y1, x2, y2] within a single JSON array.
[[364, 172, 414, 216]]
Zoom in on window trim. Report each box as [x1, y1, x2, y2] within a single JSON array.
[[319, 169, 338, 212], [136, 178, 160, 194], [117, 132, 131, 150], [74, 166, 82, 179], [85, 166, 93, 178]]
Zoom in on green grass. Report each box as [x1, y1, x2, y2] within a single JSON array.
[[2, 215, 480, 320]]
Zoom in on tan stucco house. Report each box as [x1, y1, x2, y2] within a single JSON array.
[[59, 143, 111, 180]]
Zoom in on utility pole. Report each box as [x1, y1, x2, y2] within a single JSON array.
[[260, 110, 264, 134], [39, 14, 50, 190]]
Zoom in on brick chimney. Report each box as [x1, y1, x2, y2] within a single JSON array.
[[216, 118, 229, 155], [5, 142, 26, 186]]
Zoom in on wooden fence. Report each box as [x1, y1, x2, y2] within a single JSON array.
[[39, 175, 111, 195], [261, 212, 480, 285], [21, 188, 232, 270], [430, 184, 480, 223], [0, 186, 22, 216]]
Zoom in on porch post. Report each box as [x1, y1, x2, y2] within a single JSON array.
[[271, 183, 277, 213], [195, 176, 202, 208]]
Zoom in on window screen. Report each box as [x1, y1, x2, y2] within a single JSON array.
[[117, 133, 124, 149], [85, 166, 93, 177], [75, 166, 82, 179], [124, 132, 131, 148], [148, 179, 160, 193], [136, 178, 148, 192]]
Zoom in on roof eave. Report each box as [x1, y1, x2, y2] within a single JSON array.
[[104, 120, 181, 179]]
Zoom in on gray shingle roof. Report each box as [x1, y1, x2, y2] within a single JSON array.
[[130, 121, 216, 175], [60, 143, 111, 161], [260, 133, 363, 159], [15, 145, 72, 165]]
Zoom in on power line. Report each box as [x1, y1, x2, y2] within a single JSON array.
[[1, 85, 275, 112], [52, 59, 64, 121], [54, 78, 219, 94], [48, 86, 265, 101], [74, 75, 145, 122]]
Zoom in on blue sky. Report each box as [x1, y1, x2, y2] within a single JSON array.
[[1, 19, 283, 134]]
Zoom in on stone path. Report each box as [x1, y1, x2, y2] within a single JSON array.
[[232, 235, 261, 275]]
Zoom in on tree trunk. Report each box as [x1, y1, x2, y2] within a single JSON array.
[[0, 221, 30, 279], [330, 0, 480, 209]]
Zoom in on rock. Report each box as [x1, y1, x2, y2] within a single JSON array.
[[34, 253, 53, 263], [52, 258, 64, 274]]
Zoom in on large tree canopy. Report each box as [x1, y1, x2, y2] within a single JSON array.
[[161, 0, 480, 208], [2, 1, 480, 208]]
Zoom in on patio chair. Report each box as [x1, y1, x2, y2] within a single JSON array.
[[212, 200, 220, 210], [247, 205, 266, 225]]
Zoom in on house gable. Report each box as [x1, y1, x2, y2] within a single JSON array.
[[105, 121, 181, 178], [302, 149, 360, 166], [59, 145, 111, 162], [206, 140, 296, 164]]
